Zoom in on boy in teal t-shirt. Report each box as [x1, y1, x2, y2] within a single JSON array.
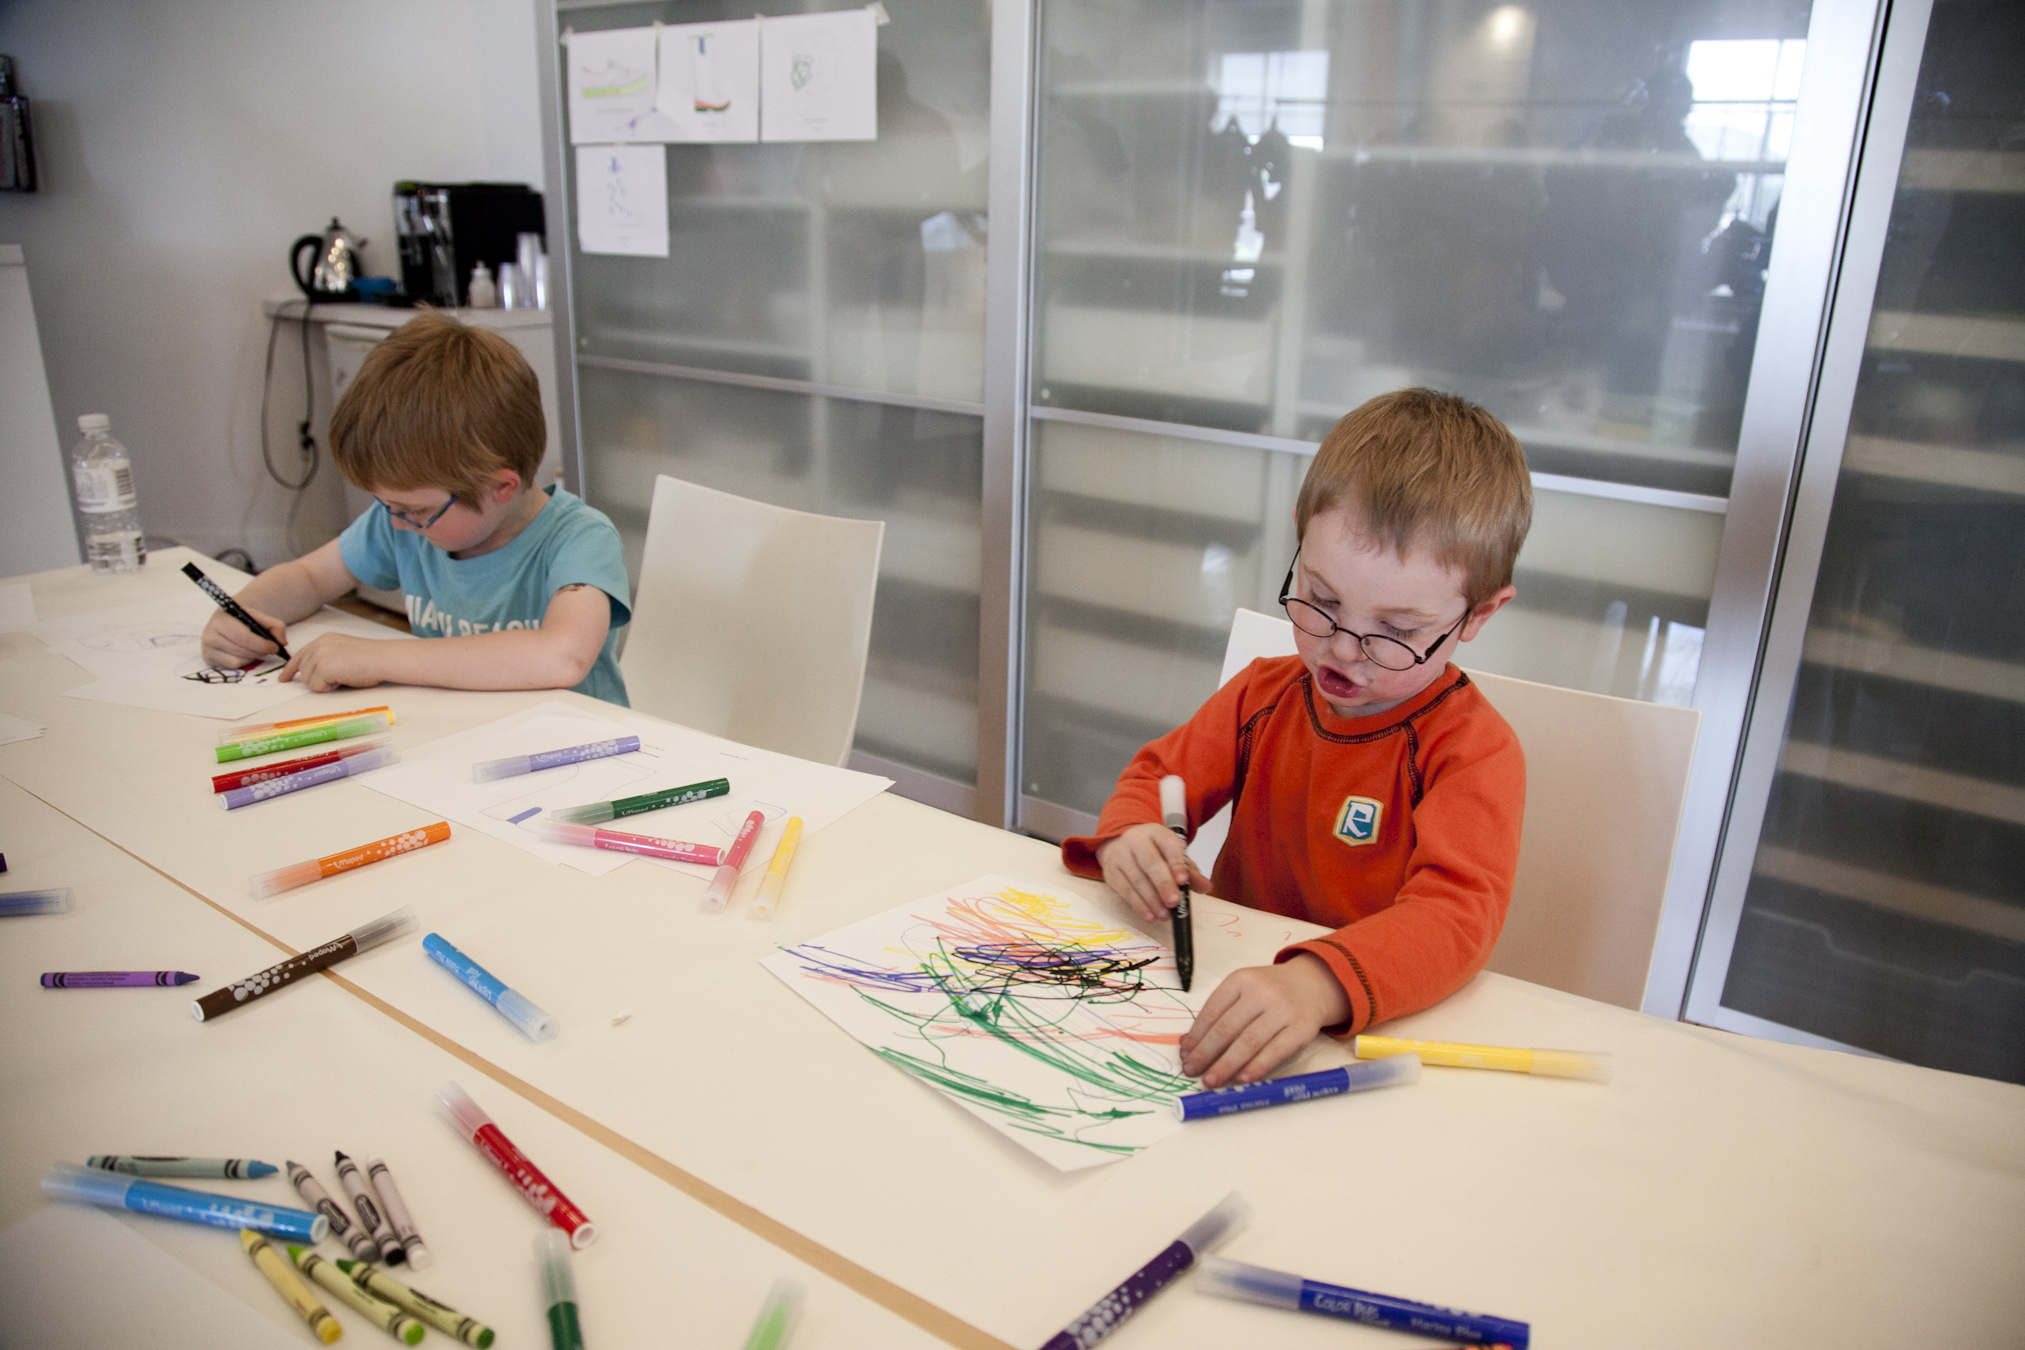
[[200, 312, 631, 705]]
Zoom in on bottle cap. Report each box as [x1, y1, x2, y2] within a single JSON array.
[[78, 413, 110, 432]]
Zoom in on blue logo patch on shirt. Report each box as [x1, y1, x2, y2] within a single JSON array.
[[1335, 795, 1382, 845]]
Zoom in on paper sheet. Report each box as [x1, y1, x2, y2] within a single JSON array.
[[0, 713, 43, 746], [360, 701, 891, 876], [760, 8, 878, 143], [657, 19, 760, 142], [0, 582, 34, 631], [565, 25, 676, 143], [764, 873, 1211, 1171], [0, 1206, 304, 1350], [575, 144, 671, 257], [32, 594, 403, 720]]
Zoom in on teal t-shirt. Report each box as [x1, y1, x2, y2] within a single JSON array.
[[338, 485, 632, 706]]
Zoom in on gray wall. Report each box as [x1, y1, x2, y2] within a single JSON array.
[[0, 0, 545, 569]]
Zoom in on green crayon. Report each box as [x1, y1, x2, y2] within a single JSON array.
[[214, 715, 389, 763], [337, 1259, 496, 1348], [291, 1246, 424, 1345]]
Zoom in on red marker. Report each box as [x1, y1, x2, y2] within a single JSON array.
[[434, 1081, 595, 1249], [699, 810, 766, 913], [211, 739, 390, 793]]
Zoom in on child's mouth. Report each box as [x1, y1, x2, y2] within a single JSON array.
[[1316, 665, 1362, 701]]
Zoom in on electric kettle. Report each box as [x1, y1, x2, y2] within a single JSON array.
[[290, 217, 367, 300]]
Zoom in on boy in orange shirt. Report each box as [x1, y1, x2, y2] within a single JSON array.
[[1062, 388, 1532, 1090]]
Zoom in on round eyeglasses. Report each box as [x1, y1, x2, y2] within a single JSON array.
[[1277, 550, 1471, 672], [375, 494, 457, 530]]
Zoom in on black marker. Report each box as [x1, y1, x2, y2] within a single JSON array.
[[182, 561, 289, 660], [1160, 774, 1194, 992]]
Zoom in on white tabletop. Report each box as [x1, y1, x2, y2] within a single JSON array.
[[4, 551, 2023, 1349]]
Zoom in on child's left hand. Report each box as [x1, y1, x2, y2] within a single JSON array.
[[278, 634, 385, 692], [1180, 953, 1351, 1088]]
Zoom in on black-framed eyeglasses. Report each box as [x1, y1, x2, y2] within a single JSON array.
[[376, 494, 456, 530], [1278, 550, 1471, 672]]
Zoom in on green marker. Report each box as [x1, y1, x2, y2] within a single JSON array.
[[742, 1279, 803, 1350], [336, 1259, 496, 1347], [539, 1230, 585, 1350], [550, 777, 729, 825], [214, 714, 391, 763], [289, 1246, 425, 1345]]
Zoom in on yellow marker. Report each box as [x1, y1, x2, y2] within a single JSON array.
[[750, 816, 803, 922], [1353, 1035, 1611, 1082], [290, 1246, 425, 1345], [241, 1229, 341, 1343]]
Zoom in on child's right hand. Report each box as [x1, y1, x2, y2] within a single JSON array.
[[1094, 823, 1212, 924], [200, 606, 288, 669]]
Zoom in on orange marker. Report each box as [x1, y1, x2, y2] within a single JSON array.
[[250, 823, 451, 899], [221, 705, 395, 745]]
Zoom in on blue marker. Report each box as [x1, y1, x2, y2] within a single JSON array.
[[1175, 1054, 1420, 1121], [1, 888, 71, 917], [472, 735, 641, 782], [1198, 1256, 1530, 1347], [40, 1162, 329, 1243], [422, 933, 559, 1042]]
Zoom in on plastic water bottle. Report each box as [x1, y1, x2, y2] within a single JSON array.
[[71, 413, 146, 572]]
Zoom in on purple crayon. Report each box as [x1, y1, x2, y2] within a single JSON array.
[[43, 971, 200, 988]]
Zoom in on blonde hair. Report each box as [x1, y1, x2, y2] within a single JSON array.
[[330, 310, 544, 503], [1295, 388, 1533, 606]]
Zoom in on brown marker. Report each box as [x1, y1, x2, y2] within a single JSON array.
[[192, 908, 416, 1021]]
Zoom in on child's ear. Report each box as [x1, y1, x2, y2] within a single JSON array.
[[489, 468, 524, 504]]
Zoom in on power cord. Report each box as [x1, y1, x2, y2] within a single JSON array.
[[259, 297, 321, 557]]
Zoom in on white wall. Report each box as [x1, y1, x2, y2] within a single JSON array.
[[0, 0, 546, 569]]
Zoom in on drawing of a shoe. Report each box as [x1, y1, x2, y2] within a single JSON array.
[[580, 59, 649, 98]]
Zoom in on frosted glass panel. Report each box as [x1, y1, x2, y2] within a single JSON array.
[[1033, 0, 1815, 494], [565, 0, 989, 401], [579, 367, 982, 783], [1719, 6, 2025, 1083], [1021, 419, 1722, 815]]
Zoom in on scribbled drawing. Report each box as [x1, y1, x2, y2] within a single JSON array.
[[602, 155, 635, 222], [789, 52, 817, 91], [79, 623, 200, 653], [765, 876, 1201, 1170], [579, 58, 649, 99]]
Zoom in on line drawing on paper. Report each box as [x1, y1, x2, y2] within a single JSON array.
[[578, 58, 649, 99], [768, 877, 1198, 1168]]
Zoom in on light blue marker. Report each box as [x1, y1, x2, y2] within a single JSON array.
[[422, 934, 559, 1042], [472, 735, 641, 782], [40, 1162, 328, 1243]]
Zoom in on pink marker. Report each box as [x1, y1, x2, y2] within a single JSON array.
[[700, 810, 766, 913], [522, 818, 722, 866]]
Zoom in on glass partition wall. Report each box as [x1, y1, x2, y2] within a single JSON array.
[[1020, 0, 1813, 826]]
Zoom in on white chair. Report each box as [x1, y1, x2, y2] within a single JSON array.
[[620, 475, 884, 767], [1186, 608, 1700, 1010]]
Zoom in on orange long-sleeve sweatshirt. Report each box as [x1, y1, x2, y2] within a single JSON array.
[[1061, 656, 1525, 1034]]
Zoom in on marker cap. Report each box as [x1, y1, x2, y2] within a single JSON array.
[[41, 1161, 136, 1208], [433, 1081, 491, 1139], [1179, 1191, 1252, 1257], [1159, 774, 1187, 831], [1196, 1256, 1303, 1311], [249, 861, 325, 901], [1529, 1049, 1614, 1082], [699, 863, 737, 913], [496, 987, 560, 1043], [521, 818, 597, 847], [549, 802, 615, 825], [473, 754, 534, 783], [537, 1229, 578, 1306], [0, 888, 72, 916]]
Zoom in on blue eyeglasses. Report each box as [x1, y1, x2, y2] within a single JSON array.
[[375, 495, 457, 530]]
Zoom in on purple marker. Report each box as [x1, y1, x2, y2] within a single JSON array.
[[1040, 1193, 1249, 1349], [219, 745, 398, 810], [43, 971, 199, 988], [472, 735, 641, 782]]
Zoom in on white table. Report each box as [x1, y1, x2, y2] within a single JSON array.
[[4, 551, 2023, 1349]]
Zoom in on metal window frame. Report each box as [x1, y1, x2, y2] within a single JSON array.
[[534, 0, 584, 495], [1681, 0, 1937, 1034]]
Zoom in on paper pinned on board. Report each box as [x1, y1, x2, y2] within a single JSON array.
[[0, 581, 36, 631], [760, 8, 879, 143], [763, 873, 1209, 1171], [575, 144, 670, 257], [359, 700, 891, 877], [656, 19, 760, 143], [565, 25, 678, 143], [32, 593, 403, 720]]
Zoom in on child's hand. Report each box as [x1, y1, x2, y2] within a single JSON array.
[[1180, 954, 1351, 1088], [1094, 823, 1211, 924], [278, 634, 384, 692], [200, 605, 288, 669]]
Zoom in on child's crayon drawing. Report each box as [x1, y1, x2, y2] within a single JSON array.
[[762, 873, 1204, 1171]]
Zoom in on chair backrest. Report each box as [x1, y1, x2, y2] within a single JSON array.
[[620, 475, 884, 766], [1187, 609, 1700, 1010]]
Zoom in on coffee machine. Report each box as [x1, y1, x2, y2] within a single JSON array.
[[393, 182, 545, 306]]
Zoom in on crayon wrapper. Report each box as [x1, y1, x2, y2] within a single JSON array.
[[319, 823, 451, 877], [472, 1123, 591, 1242]]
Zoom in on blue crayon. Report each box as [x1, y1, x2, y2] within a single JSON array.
[[422, 933, 558, 1042], [1175, 1054, 1420, 1121], [1198, 1256, 1530, 1347], [41, 1162, 328, 1243]]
